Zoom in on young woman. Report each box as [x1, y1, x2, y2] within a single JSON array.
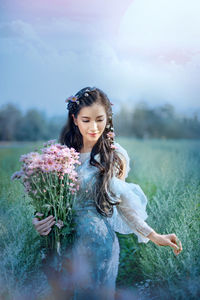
[[33, 87, 182, 299]]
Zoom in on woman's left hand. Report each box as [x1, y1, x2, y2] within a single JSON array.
[[147, 231, 183, 255]]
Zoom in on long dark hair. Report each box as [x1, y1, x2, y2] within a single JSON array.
[[59, 87, 124, 217]]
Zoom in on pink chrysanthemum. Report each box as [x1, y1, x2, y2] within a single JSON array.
[[11, 140, 81, 255], [106, 131, 115, 139], [110, 144, 118, 150]]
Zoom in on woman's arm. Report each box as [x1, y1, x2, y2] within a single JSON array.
[[117, 155, 183, 255]]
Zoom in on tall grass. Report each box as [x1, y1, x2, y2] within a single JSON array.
[[0, 144, 50, 299], [116, 138, 200, 300], [0, 139, 199, 299]]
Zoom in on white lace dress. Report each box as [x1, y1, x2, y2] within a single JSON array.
[[69, 142, 154, 299]]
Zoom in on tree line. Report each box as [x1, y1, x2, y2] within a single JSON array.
[[0, 102, 199, 141], [114, 102, 200, 139]]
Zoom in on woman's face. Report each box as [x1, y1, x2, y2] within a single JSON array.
[[72, 102, 107, 148]]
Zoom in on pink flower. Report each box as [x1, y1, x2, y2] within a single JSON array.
[[13, 141, 81, 209], [11, 170, 24, 180], [106, 131, 115, 139], [110, 144, 118, 150], [55, 219, 64, 229], [65, 95, 78, 103], [35, 212, 44, 217]]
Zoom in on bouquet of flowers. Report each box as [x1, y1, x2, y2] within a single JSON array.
[[11, 140, 81, 256]]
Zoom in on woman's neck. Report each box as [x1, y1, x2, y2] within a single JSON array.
[[80, 143, 94, 154], [80, 150, 91, 154]]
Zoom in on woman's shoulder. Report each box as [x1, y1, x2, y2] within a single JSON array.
[[114, 142, 131, 178], [114, 142, 129, 159]]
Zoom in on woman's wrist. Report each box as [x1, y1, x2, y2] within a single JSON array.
[[147, 230, 160, 243]]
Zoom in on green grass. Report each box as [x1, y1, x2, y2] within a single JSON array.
[[0, 139, 199, 299], [0, 142, 50, 299], [116, 137, 200, 300]]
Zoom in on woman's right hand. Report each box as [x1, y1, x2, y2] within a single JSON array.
[[32, 213, 56, 236], [148, 230, 183, 255]]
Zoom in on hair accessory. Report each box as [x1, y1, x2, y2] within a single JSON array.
[[106, 131, 115, 139], [106, 130, 117, 150], [110, 144, 118, 150], [65, 95, 80, 105], [65, 95, 80, 113], [65, 87, 96, 113]]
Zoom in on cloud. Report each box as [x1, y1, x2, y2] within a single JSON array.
[[118, 0, 200, 59], [0, 4, 200, 117], [0, 20, 38, 39]]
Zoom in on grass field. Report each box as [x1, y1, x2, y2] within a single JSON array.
[[0, 138, 199, 300]]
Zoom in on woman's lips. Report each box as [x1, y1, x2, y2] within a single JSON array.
[[88, 133, 98, 136]]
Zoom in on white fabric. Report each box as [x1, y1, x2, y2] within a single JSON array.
[[107, 142, 154, 243], [114, 142, 131, 179]]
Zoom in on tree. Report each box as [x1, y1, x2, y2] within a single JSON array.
[[0, 103, 22, 141], [16, 109, 48, 141]]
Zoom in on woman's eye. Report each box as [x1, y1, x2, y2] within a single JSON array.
[[82, 120, 104, 123]]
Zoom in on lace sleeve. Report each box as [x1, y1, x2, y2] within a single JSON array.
[[107, 143, 154, 243]]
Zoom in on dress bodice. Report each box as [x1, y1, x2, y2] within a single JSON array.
[[74, 152, 100, 211]]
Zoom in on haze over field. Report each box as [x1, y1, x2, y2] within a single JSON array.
[[0, 0, 200, 117]]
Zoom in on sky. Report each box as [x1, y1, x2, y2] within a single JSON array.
[[0, 0, 200, 117]]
